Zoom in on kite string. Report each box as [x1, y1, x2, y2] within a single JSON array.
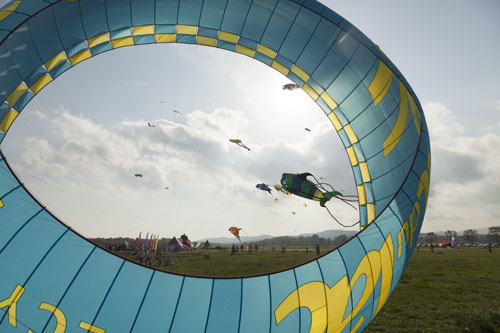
[[324, 206, 360, 227]]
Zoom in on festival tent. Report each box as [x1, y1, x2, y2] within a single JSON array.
[[198, 240, 214, 249], [166, 237, 189, 251]]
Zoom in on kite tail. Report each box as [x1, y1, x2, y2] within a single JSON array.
[[320, 191, 342, 207]]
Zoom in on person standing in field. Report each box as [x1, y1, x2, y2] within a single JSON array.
[[488, 243, 493, 253], [138, 248, 145, 264], [145, 249, 152, 265]]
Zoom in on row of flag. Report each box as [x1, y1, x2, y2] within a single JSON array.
[[137, 232, 160, 251]]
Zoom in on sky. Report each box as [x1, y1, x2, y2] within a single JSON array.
[[1, 0, 499, 240]]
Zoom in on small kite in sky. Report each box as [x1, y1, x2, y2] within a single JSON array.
[[135, 174, 142, 178], [228, 227, 242, 242], [274, 184, 291, 195], [148, 122, 156, 127], [173, 109, 184, 116], [304, 128, 311, 132], [282, 83, 300, 91], [256, 183, 272, 194], [229, 139, 250, 151]]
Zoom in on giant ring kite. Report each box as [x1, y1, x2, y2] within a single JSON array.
[[0, 0, 430, 332]]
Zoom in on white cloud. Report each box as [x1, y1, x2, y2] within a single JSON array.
[[6, 107, 357, 239], [422, 102, 500, 232]]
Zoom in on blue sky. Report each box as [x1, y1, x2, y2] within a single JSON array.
[[1, 0, 499, 239]]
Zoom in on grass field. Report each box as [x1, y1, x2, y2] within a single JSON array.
[[117, 246, 500, 332], [365, 247, 500, 332]]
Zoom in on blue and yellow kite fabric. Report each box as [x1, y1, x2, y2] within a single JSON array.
[[0, 0, 430, 331]]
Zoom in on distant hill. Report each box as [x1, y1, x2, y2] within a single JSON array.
[[196, 229, 358, 245]]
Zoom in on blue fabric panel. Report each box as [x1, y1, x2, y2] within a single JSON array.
[[80, 0, 108, 39], [155, 0, 179, 25], [0, 190, 41, 249], [4, 26, 43, 79], [217, 40, 236, 52], [106, 0, 132, 32], [359, 204, 367, 226], [352, 164, 362, 185], [254, 51, 273, 66], [169, 277, 212, 332], [131, 273, 184, 332], [13, 233, 93, 333], [198, 27, 218, 38], [286, 70, 304, 87], [24, 66, 46, 87], [239, 276, 271, 333], [352, 142, 366, 162], [93, 262, 153, 331], [295, 261, 324, 333], [274, 54, 293, 69], [53, 2, 87, 50], [178, 0, 203, 26], [295, 18, 340, 75], [278, 7, 319, 63], [0, 103, 9, 121], [270, 270, 298, 332], [339, 81, 373, 122], [334, 107, 348, 126], [332, 32, 359, 65], [261, 0, 300, 51], [65, 41, 88, 58], [27, 8, 64, 63], [200, 0, 227, 30], [0, 211, 65, 329], [49, 60, 71, 78], [241, 0, 277, 42], [349, 45, 377, 82], [55, 248, 124, 329], [205, 279, 241, 333], [220, 0, 252, 35], [364, 181, 374, 203], [13, 89, 34, 111], [238, 37, 258, 49], [131, 0, 155, 26], [90, 42, 112, 56], [109, 28, 131, 40], [155, 24, 176, 33], [133, 35, 155, 45], [326, 65, 361, 104], [177, 34, 197, 44]]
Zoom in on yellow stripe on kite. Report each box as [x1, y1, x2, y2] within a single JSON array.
[[368, 60, 393, 107], [0, 109, 18, 134], [132, 25, 154, 36], [44, 52, 68, 72], [177, 25, 198, 35], [87, 33, 110, 48], [346, 146, 359, 166], [320, 92, 337, 110], [383, 81, 408, 157], [197, 36, 217, 47], [155, 33, 176, 43], [256, 44, 277, 59], [6, 82, 28, 107], [291, 65, 309, 82], [357, 185, 367, 205], [111, 37, 135, 49], [68, 49, 92, 66], [302, 83, 319, 101], [327, 111, 342, 131], [218, 31, 239, 44], [30, 74, 52, 94], [271, 61, 289, 76], [236, 45, 256, 58]]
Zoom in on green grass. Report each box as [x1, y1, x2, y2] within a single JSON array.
[[119, 246, 332, 277], [117, 247, 500, 332], [365, 248, 500, 332]]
